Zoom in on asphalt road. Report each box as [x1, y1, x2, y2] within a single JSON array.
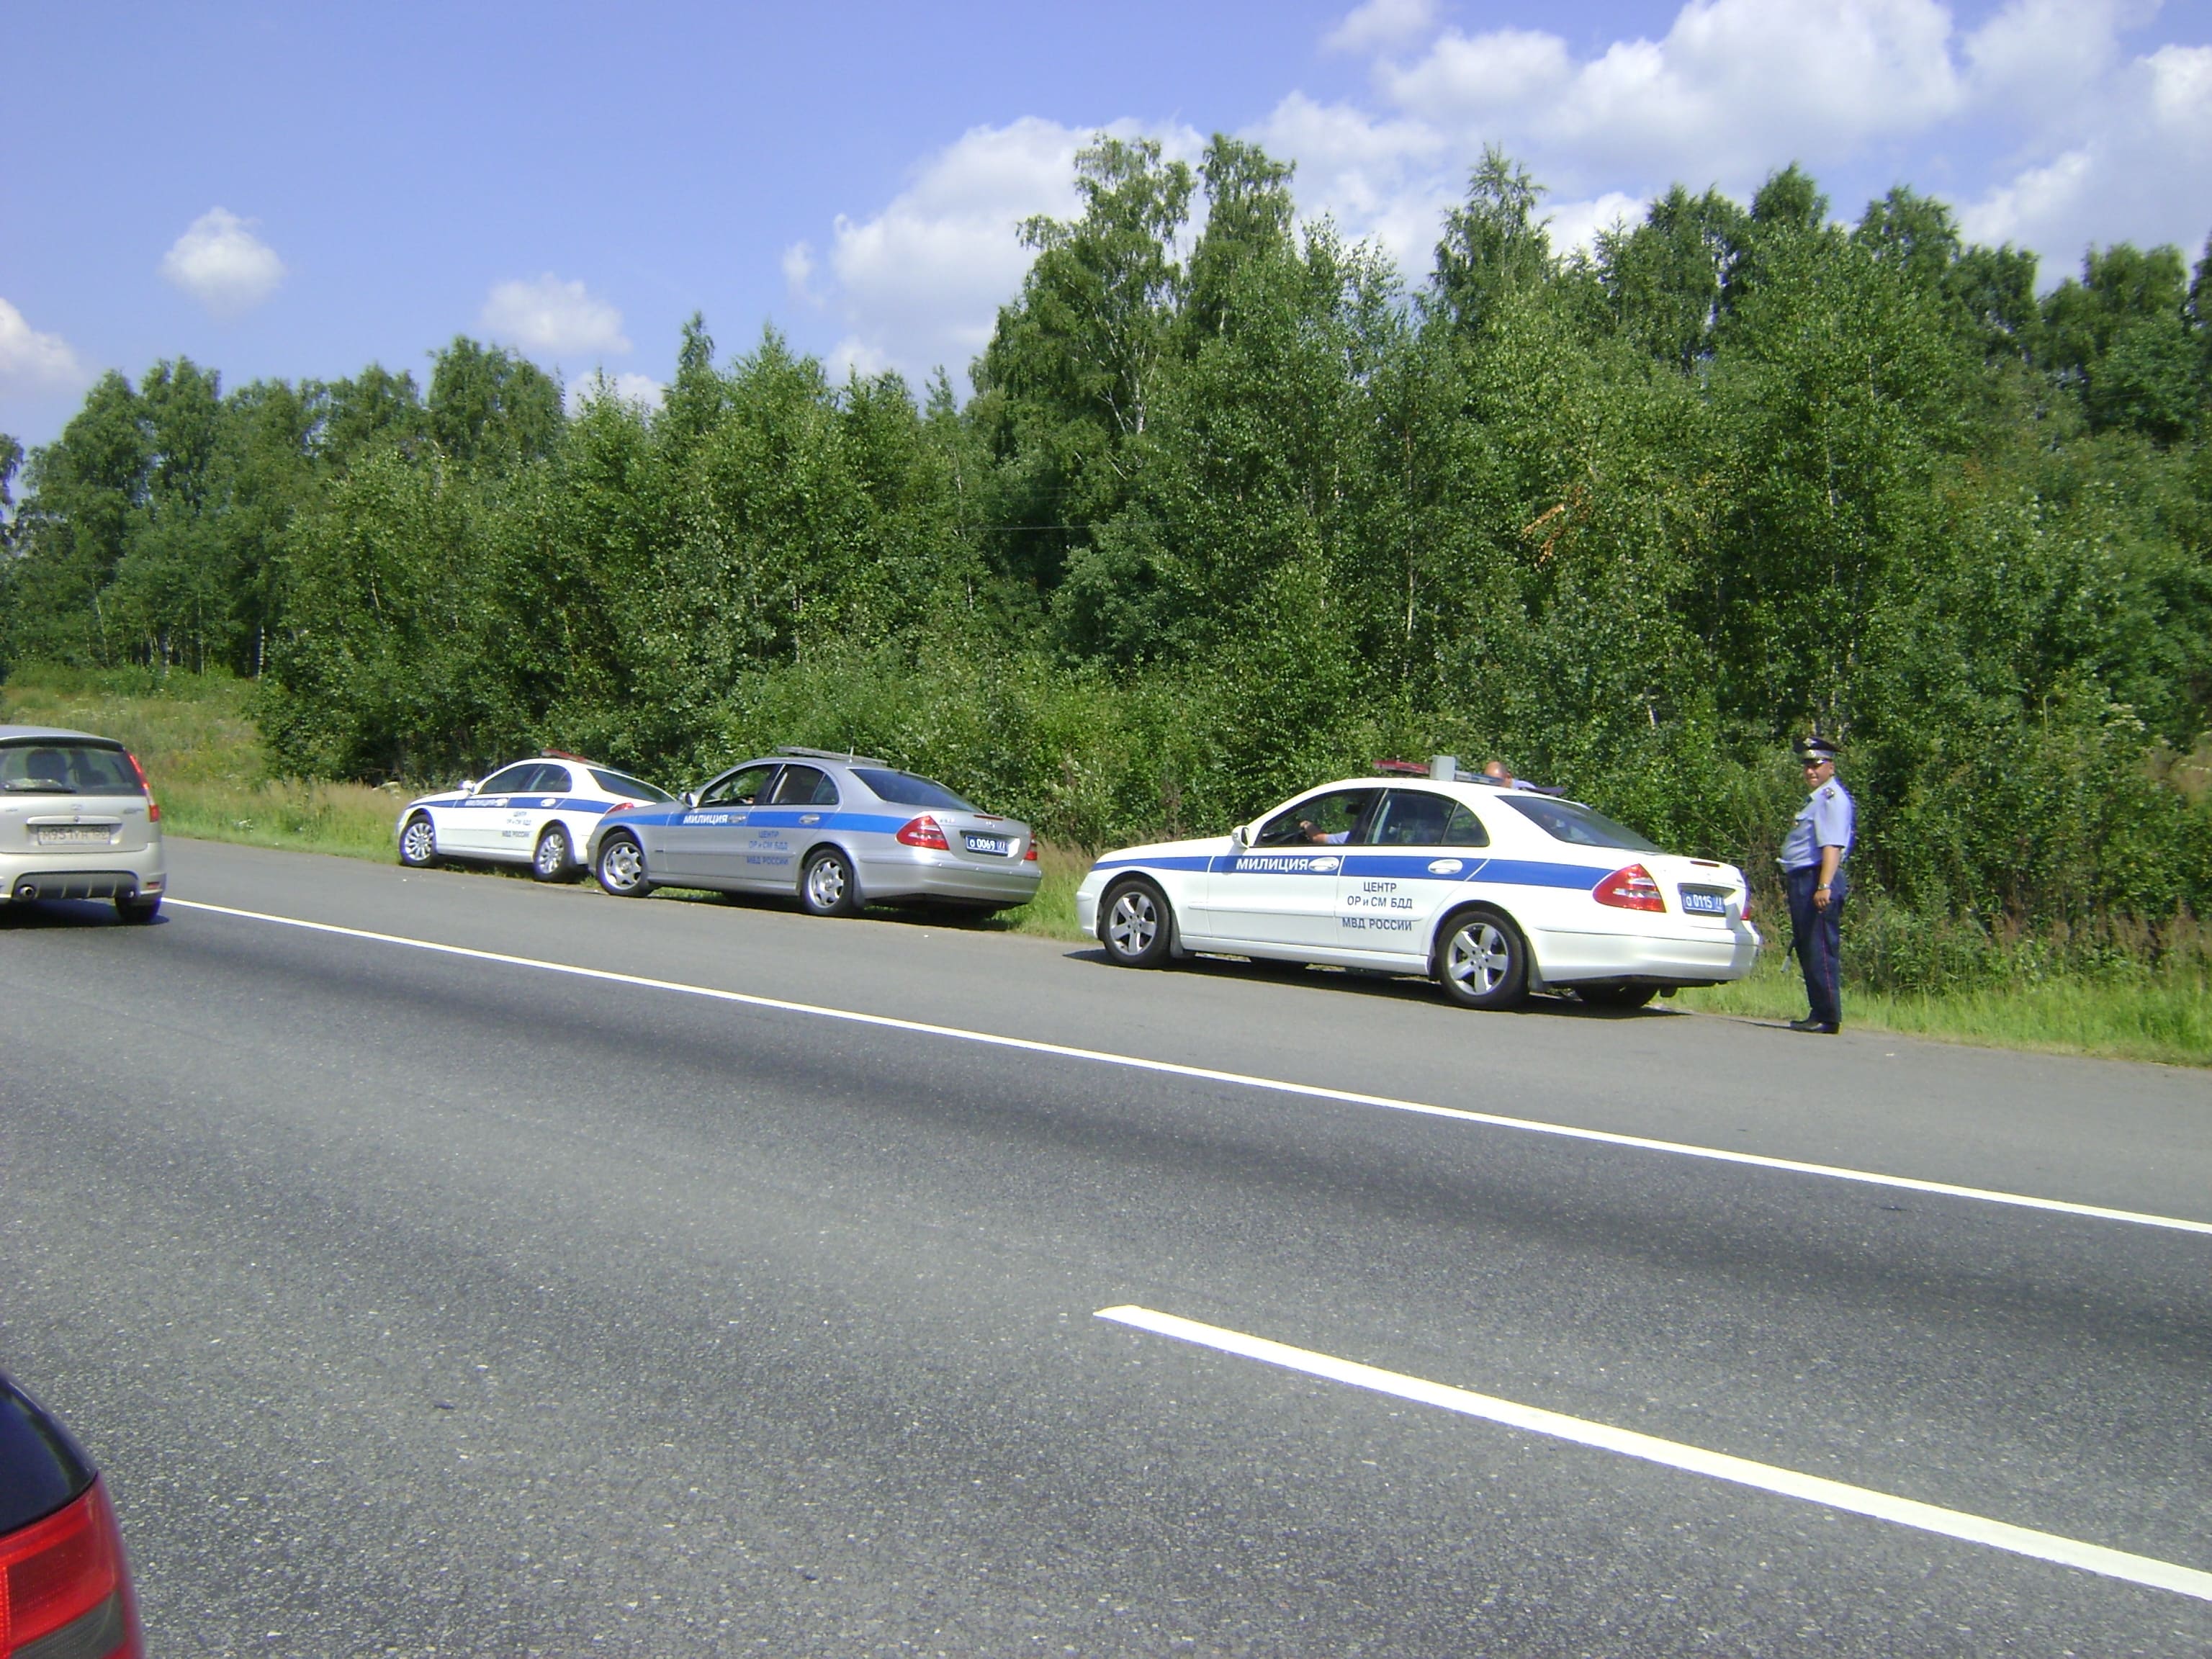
[[4, 837, 2209, 1657]]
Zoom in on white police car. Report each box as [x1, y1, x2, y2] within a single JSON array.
[[1074, 759, 1761, 1010], [397, 752, 677, 881]]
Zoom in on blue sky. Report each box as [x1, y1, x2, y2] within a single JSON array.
[[4, 0, 2209, 450]]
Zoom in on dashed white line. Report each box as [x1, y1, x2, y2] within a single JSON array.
[[1096, 1305, 2212, 1604], [169, 897, 2212, 1239]]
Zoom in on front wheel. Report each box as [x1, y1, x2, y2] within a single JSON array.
[[398, 813, 439, 868], [595, 833, 652, 898], [531, 824, 575, 883], [1100, 878, 1174, 968], [1434, 909, 1528, 1009], [800, 848, 861, 917]]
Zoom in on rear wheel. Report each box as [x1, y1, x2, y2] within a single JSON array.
[[531, 824, 575, 883], [595, 833, 652, 898], [398, 813, 439, 868], [800, 848, 861, 917], [1100, 878, 1174, 968], [1434, 909, 1528, 1009], [115, 894, 161, 925], [1576, 983, 1658, 1010]]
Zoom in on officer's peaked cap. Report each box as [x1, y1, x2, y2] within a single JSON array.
[[1794, 733, 1840, 763]]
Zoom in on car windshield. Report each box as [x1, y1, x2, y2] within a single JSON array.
[[588, 768, 675, 803], [1502, 796, 1663, 852], [0, 742, 142, 795], [850, 768, 976, 811]]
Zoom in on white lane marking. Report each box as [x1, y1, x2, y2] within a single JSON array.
[[1097, 1305, 2212, 1604], [169, 898, 2212, 1239]]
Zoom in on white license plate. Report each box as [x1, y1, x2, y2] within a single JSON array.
[[37, 827, 112, 846], [1680, 889, 1729, 916], [963, 834, 1012, 856]]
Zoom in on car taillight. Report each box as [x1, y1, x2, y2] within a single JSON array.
[[896, 815, 950, 850], [1024, 842, 1039, 862], [1, 1479, 143, 1658], [1593, 863, 1667, 912], [124, 752, 160, 824], [608, 801, 634, 813]]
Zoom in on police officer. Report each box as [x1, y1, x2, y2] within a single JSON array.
[[1781, 734, 1854, 1034]]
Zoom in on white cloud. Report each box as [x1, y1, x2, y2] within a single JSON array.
[[811, 117, 1200, 388], [781, 240, 821, 307], [1964, 0, 2125, 106], [1961, 41, 2212, 266], [1380, 1, 1965, 190], [791, 0, 2210, 389], [1323, 0, 1439, 57], [0, 297, 88, 394], [565, 369, 662, 414], [1547, 192, 1648, 257], [159, 207, 286, 317], [481, 274, 630, 359]]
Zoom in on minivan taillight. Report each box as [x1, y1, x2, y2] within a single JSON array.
[[1593, 863, 1667, 912], [1, 1479, 143, 1658], [1024, 842, 1039, 862], [124, 752, 160, 824], [896, 815, 950, 850]]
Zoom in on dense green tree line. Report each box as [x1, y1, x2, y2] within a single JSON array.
[[5, 140, 2211, 938]]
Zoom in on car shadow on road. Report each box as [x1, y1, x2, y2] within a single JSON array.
[[0, 899, 163, 929], [1058, 945, 1690, 1018]]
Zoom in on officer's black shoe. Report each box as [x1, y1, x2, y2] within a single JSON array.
[[1788, 1017, 1840, 1034]]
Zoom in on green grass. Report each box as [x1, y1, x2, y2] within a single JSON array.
[[1678, 948, 2212, 1067], [7, 664, 2204, 1065], [1, 665, 402, 860], [998, 840, 1089, 940]]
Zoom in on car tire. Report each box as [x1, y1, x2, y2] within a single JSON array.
[[398, 812, 439, 868], [800, 848, 861, 917], [1100, 878, 1175, 968], [1576, 983, 1658, 1010], [115, 894, 161, 925], [595, 832, 653, 898], [1434, 908, 1529, 1009], [531, 824, 575, 883]]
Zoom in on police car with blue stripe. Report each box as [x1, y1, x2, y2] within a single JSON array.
[[1075, 758, 1761, 1010], [584, 749, 1043, 917], [397, 752, 678, 881]]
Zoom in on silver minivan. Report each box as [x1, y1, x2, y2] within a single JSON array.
[[0, 726, 167, 922]]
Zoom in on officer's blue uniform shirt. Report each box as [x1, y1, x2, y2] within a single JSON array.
[[1782, 778, 1855, 871]]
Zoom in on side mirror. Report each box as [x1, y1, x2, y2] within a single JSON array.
[[457, 779, 477, 796], [1229, 824, 1247, 848], [680, 790, 697, 808]]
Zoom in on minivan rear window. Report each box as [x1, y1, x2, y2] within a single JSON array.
[[850, 768, 976, 811], [0, 742, 142, 796]]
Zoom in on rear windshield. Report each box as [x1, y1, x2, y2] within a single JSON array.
[[0, 742, 142, 796], [0, 1378, 95, 1534], [850, 768, 976, 811], [1502, 796, 1662, 853], [588, 768, 675, 803]]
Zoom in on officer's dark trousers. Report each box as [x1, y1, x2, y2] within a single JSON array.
[[1785, 865, 1847, 1028]]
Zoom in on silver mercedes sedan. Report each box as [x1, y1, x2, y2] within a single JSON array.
[[583, 749, 1043, 916]]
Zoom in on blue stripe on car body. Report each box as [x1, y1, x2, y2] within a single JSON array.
[[1091, 851, 1604, 891]]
